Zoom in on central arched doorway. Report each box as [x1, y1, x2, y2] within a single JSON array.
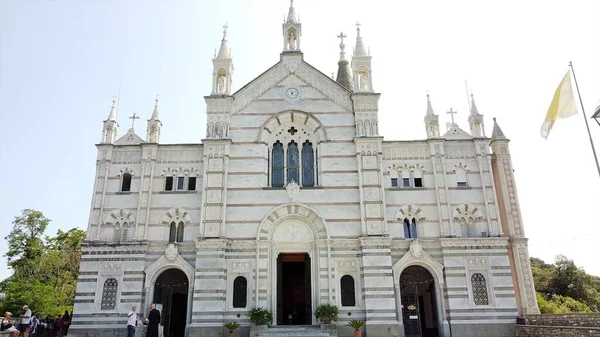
[[153, 268, 189, 337], [400, 266, 439, 337]]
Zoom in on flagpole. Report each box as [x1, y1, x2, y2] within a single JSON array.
[[569, 61, 600, 178]]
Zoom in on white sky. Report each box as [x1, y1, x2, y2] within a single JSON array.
[[0, 0, 598, 280]]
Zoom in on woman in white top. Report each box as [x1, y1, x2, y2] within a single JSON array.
[[1, 312, 19, 337]]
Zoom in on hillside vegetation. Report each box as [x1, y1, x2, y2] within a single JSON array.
[[531, 255, 600, 313]]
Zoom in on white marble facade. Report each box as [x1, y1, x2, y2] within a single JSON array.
[[71, 3, 539, 337]]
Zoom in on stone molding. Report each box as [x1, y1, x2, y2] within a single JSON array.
[[160, 207, 192, 226], [104, 209, 135, 226], [256, 203, 329, 241], [439, 237, 509, 249], [392, 240, 444, 287], [143, 245, 195, 290]]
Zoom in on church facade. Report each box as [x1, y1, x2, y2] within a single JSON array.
[[71, 2, 539, 337]]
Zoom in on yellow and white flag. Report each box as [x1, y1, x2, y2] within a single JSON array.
[[541, 70, 578, 139]]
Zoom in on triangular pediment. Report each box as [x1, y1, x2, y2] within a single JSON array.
[[115, 129, 145, 145], [231, 54, 353, 114], [443, 124, 473, 140]]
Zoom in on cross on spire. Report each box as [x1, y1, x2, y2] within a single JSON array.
[[222, 23, 228, 40], [447, 108, 457, 125], [129, 112, 140, 129], [337, 31, 346, 44]]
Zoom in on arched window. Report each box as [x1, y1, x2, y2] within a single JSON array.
[[390, 169, 399, 187], [121, 173, 132, 192], [413, 168, 423, 188], [101, 278, 118, 310], [176, 221, 184, 243], [121, 222, 129, 242], [403, 218, 418, 239], [340, 275, 356, 307], [232, 276, 247, 308], [272, 141, 284, 187], [401, 169, 411, 187], [471, 273, 489, 305], [287, 141, 299, 184], [113, 222, 122, 242], [302, 140, 314, 187], [455, 167, 467, 187], [169, 221, 176, 243]]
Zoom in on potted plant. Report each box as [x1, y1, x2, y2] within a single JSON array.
[[314, 304, 339, 323], [223, 322, 240, 337], [347, 320, 365, 337], [246, 307, 273, 326]]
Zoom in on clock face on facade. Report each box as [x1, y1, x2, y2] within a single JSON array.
[[285, 87, 299, 99]]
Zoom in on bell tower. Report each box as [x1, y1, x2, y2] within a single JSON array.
[[211, 24, 234, 96]]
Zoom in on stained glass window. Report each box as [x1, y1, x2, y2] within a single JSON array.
[[233, 276, 247, 308], [471, 273, 489, 305], [341, 275, 356, 306], [272, 141, 284, 187], [287, 141, 299, 184], [169, 221, 176, 243], [176, 221, 184, 242], [301, 140, 314, 187], [121, 223, 128, 242], [101, 278, 118, 310]]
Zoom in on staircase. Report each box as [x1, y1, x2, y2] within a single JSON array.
[[256, 325, 333, 337]]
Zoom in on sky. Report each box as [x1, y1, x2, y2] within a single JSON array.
[[0, 0, 598, 281]]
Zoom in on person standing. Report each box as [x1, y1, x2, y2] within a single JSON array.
[[126, 306, 137, 337], [145, 304, 160, 337], [19, 305, 31, 337]]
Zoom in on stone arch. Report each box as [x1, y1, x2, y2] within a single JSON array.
[[256, 203, 329, 241], [160, 207, 192, 226], [257, 110, 327, 144], [453, 204, 484, 223], [396, 205, 426, 222], [118, 167, 134, 177], [392, 240, 444, 287], [104, 209, 135, 227]]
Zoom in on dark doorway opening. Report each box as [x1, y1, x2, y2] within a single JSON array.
[[153, 268, 188, 337], [400, 266, 439, 337], [277, 253, 312, 325]]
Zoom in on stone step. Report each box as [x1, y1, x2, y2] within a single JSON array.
[[256, 325, 332, 337]]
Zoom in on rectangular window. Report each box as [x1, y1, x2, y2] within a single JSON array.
[[165, 177, 174, 191], [414, 178, 423, 187], [457, 181, 468, 187], [391, 178, 398, 187], [188, 177, 196, 191], [177, 177, 185, 190], [402, 178, 410, 187]]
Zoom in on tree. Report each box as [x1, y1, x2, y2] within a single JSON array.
[[5, 209, 50, 267], [0, 209, 86, 317]]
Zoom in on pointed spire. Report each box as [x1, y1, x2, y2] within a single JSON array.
[[335, 31, 353, 91], [216, 23, 230, 59], [286, 0, 297, 23], [151, 96, 160, 120], [470, 93, 480, 115], [426, 93, 435, 116], [106, 99, 117, 121], [353, 22, 368, 56], [491, 117, 507, 140]]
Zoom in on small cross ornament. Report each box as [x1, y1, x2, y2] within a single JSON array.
[[129, 113, 140, 129]]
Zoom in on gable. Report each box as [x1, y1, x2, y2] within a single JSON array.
[[115, 129, 145, 145], [443, 124, 473, 140], [231, 54, 353, 114]]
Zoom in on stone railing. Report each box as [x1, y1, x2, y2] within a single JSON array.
[[516, 313, 600, 337]]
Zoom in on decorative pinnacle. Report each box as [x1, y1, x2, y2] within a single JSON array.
[[151, 95, 160, 120], [356, 21, 361, 36], [337, 31, 347, 61]]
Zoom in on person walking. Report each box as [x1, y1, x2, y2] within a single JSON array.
[[145, 304, 160, 337], [58, 311, 70, 336], [126, 306, 137, 337]]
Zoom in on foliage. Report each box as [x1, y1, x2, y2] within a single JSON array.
[[314, 304, 339, 322], [347, 320, 365, 330], [223, 322, 240, 332], [246, 307, 273, 326], [531, 255, 600, 313], [0, 209, 86, 318]]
